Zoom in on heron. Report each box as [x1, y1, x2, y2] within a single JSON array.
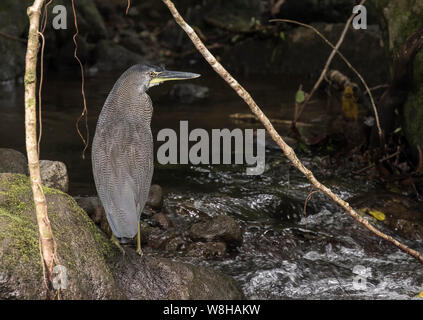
[[92, 64, 200, 255]]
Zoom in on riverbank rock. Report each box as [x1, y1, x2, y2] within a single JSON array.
[[189, 215, 243, 247], [0, 148, 28, 175], [114, 250, 244, 300], [0, 173, 123, 299], [152, 212, 172, 229], [0, 174, 245, 299], [39, 160, 69, 193]]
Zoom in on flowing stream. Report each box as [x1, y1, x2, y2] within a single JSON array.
[[1, 67, 422, 299]]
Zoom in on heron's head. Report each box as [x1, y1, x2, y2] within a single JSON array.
[[129, 64, 201, 92]]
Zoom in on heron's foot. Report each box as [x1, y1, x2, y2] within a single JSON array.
[[136, 221, 143, 256], [136, 246, 143, 256], [111, 235, 125, 255]]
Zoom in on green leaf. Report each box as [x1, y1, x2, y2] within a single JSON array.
[[296, 89, 305, 104], [279, 31, 285, 40], [393, 127, 402, 134]]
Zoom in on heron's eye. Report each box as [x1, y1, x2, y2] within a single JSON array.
[[149, 72, 157, 78]]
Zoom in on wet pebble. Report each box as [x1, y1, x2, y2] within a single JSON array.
[[189, 215, 243, 247], [147, 184, 163, 210], [152, 212, 172, 229], [186, 242, 227, 259]]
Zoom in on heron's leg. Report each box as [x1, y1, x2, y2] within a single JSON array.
[[111, 234, 125, 255], [136, 221, 143, 256]]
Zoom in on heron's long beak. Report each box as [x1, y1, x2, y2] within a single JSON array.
[[149, 70, 201, 85]]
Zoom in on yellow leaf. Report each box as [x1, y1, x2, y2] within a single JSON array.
[[341, 85, 358, 121], [368, 210, 386, 221], [416, 291, 423, 298]]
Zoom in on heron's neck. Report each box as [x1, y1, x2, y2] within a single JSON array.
[[100, 90, 153, 128]]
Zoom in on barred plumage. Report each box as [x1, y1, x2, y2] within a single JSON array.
[[92, 65, 154, 239], [92, 64, 199, 243]]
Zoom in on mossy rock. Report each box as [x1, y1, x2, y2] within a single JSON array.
[[0, 173, 244, 300], [0, 173, 123, 299], [115, 250, 244, 300]]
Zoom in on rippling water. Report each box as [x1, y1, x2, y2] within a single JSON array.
[[161, 158, 423, 300], [1, 67, 423, 299]]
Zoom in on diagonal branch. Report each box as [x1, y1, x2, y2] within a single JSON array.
[[161, 0, 423, 264]]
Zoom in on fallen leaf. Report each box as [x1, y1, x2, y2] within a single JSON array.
[[341, 85, 358, 121], [368, 209, 386, 221]]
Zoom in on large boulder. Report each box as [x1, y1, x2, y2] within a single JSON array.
[[0, 173, 123, 299], [0, 148, 28, 175], [0, 173, 244, 299], [39, 160, 69, 193], [115, 250, 243, 300]]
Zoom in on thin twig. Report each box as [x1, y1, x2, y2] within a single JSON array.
[[270, 0, 286, 16], [353, 148, 401, 174], [368, 84, 389, 93], [126, 0, 131, 15], [304, 189, 319, 218], [71, 0, 89, 159], [161, 0, 423, 264], [270, 17, 384, 147]]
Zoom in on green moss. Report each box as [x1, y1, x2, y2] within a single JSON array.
[[0, 207, 42, 278], [69, 196, 114, 254], [0, 174, 116, 269], [0, 173, 123, 298], [0, 174, 33, 213]]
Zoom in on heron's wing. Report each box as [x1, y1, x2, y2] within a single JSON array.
[[92, 121, 153, 238]]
